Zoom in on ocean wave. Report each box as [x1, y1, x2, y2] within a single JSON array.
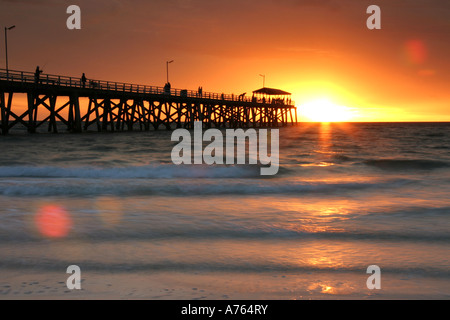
[[363, 159, 450, 170], [0, 177, 411, 197], [0, 164, 265, 179], [1, 226, 448, 243], [0, 257, 448, 278]]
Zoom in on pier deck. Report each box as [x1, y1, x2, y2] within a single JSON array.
[[0, 69, 297, 134]]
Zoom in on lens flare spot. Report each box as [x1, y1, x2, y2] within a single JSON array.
[[35, 205, 71, 238], [404, 39, 427, 65]]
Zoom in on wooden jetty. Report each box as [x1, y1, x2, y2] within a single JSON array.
[[0, 68, 297, 135]]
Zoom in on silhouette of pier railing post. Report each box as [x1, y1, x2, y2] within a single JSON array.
[[0, 68, 297, 135]]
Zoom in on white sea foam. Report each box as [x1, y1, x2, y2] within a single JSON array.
[[0, 164, 262, 179]]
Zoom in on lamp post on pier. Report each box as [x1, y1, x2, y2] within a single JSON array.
[[4, 25, 16, 77], [166, 60, 174, 84], [259, 74, 265, 88]]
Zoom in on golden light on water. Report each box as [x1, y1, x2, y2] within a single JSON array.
[[307, 282, 355, 295], [95, 196, 124, 228], [318, 284, 335, 294]]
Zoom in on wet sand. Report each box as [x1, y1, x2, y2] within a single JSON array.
[[1, 270, 447, 300]]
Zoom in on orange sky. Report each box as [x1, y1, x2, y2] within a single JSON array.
[[1, 0, 449, 121]]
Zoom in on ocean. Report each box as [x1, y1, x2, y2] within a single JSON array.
[[0, 122, 449, 299]]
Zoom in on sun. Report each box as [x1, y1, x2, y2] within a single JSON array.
[[299, 98, 356, 122]]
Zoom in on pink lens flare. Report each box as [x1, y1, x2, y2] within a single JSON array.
[[35, 205, 72, 238], [404, 39, 428, 65]]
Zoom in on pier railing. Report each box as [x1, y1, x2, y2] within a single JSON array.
[[0, 69, 294, 106]]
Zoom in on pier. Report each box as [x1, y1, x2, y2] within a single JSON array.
[[0, 68, 297, 135]]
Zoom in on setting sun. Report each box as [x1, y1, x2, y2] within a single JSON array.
[[299, 98, 356, 122]]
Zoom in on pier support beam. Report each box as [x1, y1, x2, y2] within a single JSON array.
[[27, 92, 37, 133], [0, 92, 13, 135], [68, 94, 82, 132]]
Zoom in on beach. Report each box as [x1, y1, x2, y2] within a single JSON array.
[[0, 122, 449, 299]]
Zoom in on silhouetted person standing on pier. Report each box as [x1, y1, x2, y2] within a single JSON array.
[[164, 82, 171, 94], [81, 73, 86, 88], [34, 66, 42, 84]]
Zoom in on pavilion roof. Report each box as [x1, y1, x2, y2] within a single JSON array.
[[252, 87, 291, 95]]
